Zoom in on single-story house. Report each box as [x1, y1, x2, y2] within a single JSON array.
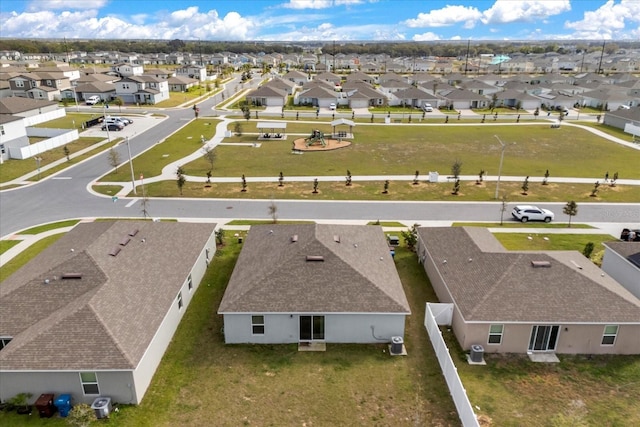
[[0, 221, 217, 405], [601, 241, 640, 300], [416, 227, 640, 355], [218, 224, 410, 344], [602, 106, 640, 132], [245, 85, 287, 107]]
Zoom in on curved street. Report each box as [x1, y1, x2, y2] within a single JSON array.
[[1, 76, 639, 239]]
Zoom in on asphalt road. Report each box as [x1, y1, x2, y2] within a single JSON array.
[[1, 76, 638, 238]]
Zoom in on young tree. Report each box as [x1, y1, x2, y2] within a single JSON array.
[[533, 107, 540, 119], [278, 171, 284, 187], [590, 181, 600, 197], [451, 178, 460, 195], [108, 147, 121, 172], [202, 145, 216, 177], [521, 175, 529, 195], [382, 180, 389, 194], [234, 122, 243, 136], [582, 242, 595, 259], [63, 145, 71, 162], [176, 166, 186, 196], [112, 96, 124, 112], [401, 223, 420, 252], [413, 170, 419, 185], [268, 199, 278, 223], [215, 228, 225, 246], [610, 172, 618, 187], [500, 195, 508, 226], [542, 169, 550, 185], [140, 185, 150, 219], [563, 200, 578, 228], [312, 178, 319, 193], [451, 159, 463, 179], [345, 169, 352, 186], [476, 169, 485, 185], [241, 174, 247, 192]]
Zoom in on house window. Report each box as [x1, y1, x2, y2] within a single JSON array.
[[80, 372, 100, 395], [0, 336, 12, 350], [602, 325, 618, 345], [177, 291, 183, 310], [16, 80, 24, 87], [0, 126, 4, 135], [187, 274, 193, 292], [488, 324, 504, 344], [251, 315, 265, 335]]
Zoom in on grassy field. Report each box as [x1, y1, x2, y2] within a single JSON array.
[[0, 137, 107, 183], [18, 220, 80, 235], [131, 179, 640, 203], [0, 234, 64, 282], [0, 240, 20, 255], [100, 120, 640, 187], [453, 222, 594, 229]]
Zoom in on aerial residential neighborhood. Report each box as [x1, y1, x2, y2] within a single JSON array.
[[1, 1, 640, 426]]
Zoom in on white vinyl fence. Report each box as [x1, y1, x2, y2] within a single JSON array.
[[425, 303, 479, 427]]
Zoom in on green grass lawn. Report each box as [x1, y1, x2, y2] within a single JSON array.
[[100, 121, 640, 187], [0, 234, 63, 282], [0, 137, 106, 183], [0, 240, 20, 255], [129, 179, 640, 203], [493, 232, 613, 252], [453, 222, 594, 229], [18, 220, 80, 235]]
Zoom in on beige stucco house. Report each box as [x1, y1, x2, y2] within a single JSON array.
[[417, 227, 640, 355]]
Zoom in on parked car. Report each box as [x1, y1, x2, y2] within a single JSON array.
[[620, 228, 640, 241], [85, 95, 101, 105], [115, 116, 133, 124], [423, 103, 433, 112], [101, 123, 124, 131], [511, 205, 555, 223], [329, 103, 336, 110], [105, 116, 129, 126]]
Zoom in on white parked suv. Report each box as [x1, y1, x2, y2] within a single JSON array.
[[511, 205, 555, 223], [85, 95, 101, 105]]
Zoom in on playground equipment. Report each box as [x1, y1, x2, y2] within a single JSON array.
[[304, 129, 326, 147]]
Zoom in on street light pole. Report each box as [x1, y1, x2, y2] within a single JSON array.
[[126, 136, 137, 195], [494, 135, 506, 200], [103, 102, 111, 143]]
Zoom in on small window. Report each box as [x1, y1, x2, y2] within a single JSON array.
[[602, 325, 618, 345], [16, 80, 24, 87], [488, 324, 503, 344], [187, 274, 193, 292], [251, 315, 265, 335], [177, 291, 183, 310], [80, 372, 100, 395]]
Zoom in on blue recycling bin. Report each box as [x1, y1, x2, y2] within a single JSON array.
[[54, 394, 72, 417]]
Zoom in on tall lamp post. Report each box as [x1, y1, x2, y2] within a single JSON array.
[[125, 136, 136, 195], [494, 135, 506, 200], [103, 102, 111, 143]]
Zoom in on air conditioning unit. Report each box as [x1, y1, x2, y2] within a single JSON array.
[[469, 344, 484, 363], [390, 336, 404, 354]]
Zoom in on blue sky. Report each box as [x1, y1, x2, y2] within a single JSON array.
[[1, 0, 639, 41]]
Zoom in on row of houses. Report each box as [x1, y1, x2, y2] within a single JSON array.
[[1, 222, 638, 408], [0, 63, 209, 105], [248, 69, 640, 112], [2, 47, 639, 75]]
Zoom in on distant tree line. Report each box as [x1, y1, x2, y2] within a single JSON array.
[[1, 38, 638, 58]]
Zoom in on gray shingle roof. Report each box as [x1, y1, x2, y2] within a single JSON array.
[[0, 221, 216, 370], [418, 227, 640, 323], [219, 224, 410, 314]]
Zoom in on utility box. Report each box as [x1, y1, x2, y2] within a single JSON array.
[[35, 393, 56, 418], [91, 397, 112, 419], [429, 171, 439, 183], [387, 235, 400, 247], [54, 394, 72, 417]]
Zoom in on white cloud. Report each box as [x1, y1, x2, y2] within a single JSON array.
[[26, 0, 107, 11], [258, 22, 402, 41], [403, 5, 482, 28], [282, 0, 334, 9], [564, 0, 640, 39], [412, 32, 442, 41], [481, 0, 571, 24]]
